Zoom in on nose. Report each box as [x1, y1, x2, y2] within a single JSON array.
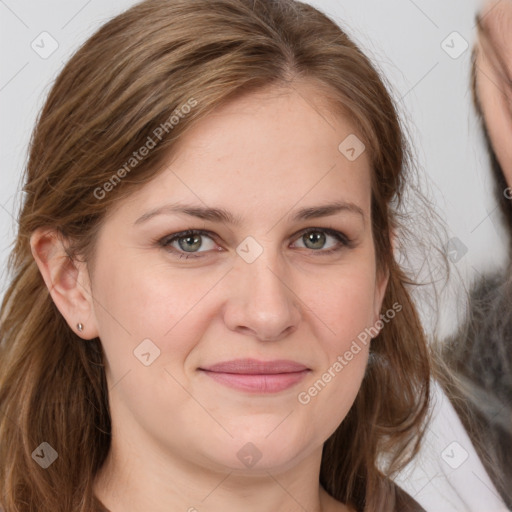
[[222, 248, 302, 342]]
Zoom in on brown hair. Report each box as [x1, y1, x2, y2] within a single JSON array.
[[0, 0, 431, 510]]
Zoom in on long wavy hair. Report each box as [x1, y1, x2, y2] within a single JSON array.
[[436, 37, 512, 508], [0, 1, 431, 510]]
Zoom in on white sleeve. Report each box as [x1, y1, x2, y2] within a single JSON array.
[[393, 379, 510, 512]]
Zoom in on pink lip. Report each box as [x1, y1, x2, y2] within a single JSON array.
[[198, 358, 311, 393]]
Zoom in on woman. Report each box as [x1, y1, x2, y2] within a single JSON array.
[[438, 0, 512, 507], [0, 0, 431, 510]]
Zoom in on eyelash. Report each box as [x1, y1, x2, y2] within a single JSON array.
[[157, 227, 353, 260]]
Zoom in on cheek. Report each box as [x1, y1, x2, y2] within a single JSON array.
[[303, 264, 378, 386], [93, 256, 215, 334], [90, 260, 209, 424], [91, 257, 218, 381], [306, 264, 379, 343]]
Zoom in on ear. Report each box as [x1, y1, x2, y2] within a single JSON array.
[[30, 228, 99, 340]]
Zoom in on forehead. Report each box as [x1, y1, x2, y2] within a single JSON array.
[[167, 81, 371, 178], [111, 82, 373, 224]]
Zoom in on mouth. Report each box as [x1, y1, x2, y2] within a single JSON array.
[[198, 358, 311, 393]]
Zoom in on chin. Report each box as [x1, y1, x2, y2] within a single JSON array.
[[200, 433, 313, 474]]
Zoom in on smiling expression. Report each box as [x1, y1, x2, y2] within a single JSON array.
[[86, 81, 388, 473]]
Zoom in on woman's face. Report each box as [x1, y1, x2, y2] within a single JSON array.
[[87, 83, 388, 474], [476, 0, 512, 188]]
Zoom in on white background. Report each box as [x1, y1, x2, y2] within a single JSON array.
[[0, 1, 509, 510]]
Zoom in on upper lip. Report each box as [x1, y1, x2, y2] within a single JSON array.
[[199, 358, 310, 374]]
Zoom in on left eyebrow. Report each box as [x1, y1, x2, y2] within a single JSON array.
[[290, 201, 365, 222]]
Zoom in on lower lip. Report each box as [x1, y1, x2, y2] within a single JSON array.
[[199, 370, 310, 393]]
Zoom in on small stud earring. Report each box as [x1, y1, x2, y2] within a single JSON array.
[[77, 323, 84, 332]]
